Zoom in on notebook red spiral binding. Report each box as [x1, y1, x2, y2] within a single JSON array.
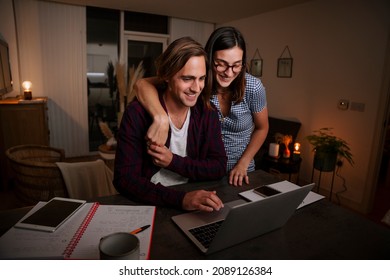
[[63, 202, 100, 259]]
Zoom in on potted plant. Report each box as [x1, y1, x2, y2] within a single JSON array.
[[306, 128, 354, 172]]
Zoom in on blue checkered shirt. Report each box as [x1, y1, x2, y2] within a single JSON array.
[[210, 73, 267, 172]]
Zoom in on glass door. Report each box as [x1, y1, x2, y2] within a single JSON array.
[[86, 7, 120, 152], [116, 33, 168, 122], [124, 34, 168, 78]]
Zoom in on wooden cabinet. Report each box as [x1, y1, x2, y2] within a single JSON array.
[[0, 97, 49, 190]]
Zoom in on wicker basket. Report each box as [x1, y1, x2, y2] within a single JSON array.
[[5, 144, 69, 205]]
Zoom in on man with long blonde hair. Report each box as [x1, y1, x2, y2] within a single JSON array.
[[114, 37, 227, 212]]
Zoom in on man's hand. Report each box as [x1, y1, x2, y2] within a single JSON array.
[[147, 143, 173, 168], [182, 190, 224, 212]]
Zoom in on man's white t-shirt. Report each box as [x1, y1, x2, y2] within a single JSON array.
[[151, 110, 190, 186]]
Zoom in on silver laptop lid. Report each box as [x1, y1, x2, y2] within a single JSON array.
[[172, 183, 314, 254]]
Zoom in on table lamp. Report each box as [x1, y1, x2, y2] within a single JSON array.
[[22, 81, 32, 100]]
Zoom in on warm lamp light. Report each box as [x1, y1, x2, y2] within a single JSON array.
[[292, 142, 301, 161], [22, 80, 32, 100]]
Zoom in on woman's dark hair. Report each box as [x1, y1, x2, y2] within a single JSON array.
[[204, 26, 247, 103], [156, 37, 211, 108]]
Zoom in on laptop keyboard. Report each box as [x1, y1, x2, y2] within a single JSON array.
[[189, 220, 224, 248]]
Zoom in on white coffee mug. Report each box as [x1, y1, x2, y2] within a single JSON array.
[[99, 232, 140, 260], [268, 143, 280, 158]]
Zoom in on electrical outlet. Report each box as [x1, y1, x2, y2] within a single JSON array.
[[338, 99, 349, 110], [350, 102, 365, 112]]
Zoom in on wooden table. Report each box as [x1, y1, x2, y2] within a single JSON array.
[[1, 169, 389, 259]]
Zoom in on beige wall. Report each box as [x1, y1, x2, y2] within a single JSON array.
[[223, 0, 390, 211]]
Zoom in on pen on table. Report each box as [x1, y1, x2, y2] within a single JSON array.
[[130, 225, 150, 234]]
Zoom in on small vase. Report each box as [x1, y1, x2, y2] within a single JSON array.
[[283, 147, 290, 158]]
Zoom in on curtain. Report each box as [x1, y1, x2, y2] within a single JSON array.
[[14, 0, 88, 157]]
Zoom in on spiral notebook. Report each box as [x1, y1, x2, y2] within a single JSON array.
[[0, 202, 155, 260]]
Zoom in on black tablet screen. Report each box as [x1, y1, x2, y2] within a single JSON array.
[[20, 199, 84, 227]]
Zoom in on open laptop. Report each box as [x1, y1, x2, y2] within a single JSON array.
[[172, 183, 314, 254]]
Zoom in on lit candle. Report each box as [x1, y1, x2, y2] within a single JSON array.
[[22, 81, 32, 100], [292, 142, 301, 160]]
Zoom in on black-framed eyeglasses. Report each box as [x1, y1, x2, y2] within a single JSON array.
[[213, 61, 243, 73]]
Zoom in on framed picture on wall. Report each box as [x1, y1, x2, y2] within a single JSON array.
[[277, 58, 293, 78], [250, 59, 263, 77]]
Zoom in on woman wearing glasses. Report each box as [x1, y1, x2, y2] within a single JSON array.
[[135, 26, 269, 187]]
